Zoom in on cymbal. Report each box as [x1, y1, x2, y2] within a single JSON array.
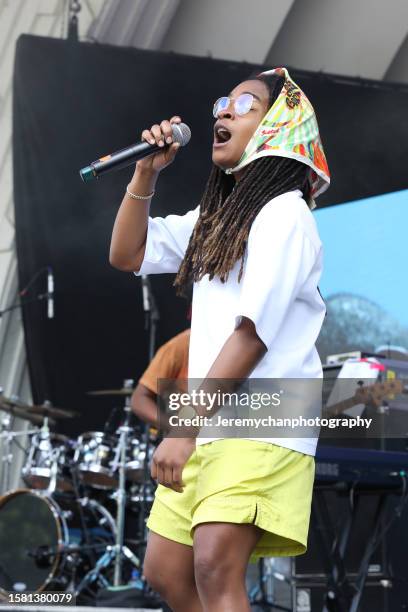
[[27, 405, 79, 419], [0, 396, 78, 419], [87, 388, 134, 397], [0, 403, 56, 426]]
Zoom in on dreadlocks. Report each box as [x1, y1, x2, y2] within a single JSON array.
[[173, 74, 311, 296]]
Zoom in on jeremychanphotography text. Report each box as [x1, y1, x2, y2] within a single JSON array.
[[168, 414, 373, 430]]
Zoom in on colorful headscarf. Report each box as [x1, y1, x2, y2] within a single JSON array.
[[225, 67, 330, 208]]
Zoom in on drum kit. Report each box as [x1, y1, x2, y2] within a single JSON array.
[[0, 380, 159, 603]]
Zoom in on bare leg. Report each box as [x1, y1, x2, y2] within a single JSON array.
[[143, 531, 203, 612], [193, 522, 263, 612]]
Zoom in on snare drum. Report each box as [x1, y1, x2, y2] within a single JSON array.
[[74, 432, 118, 489]]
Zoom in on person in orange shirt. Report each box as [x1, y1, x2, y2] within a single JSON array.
[[131, 328, 190, 428]]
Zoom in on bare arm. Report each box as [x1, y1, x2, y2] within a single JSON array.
[[151, 317, 267, 491], [109, 167, 158, 271], [109, 116, 182, 272], [183, 316, 267, 421], [205, 316, 266, 381], [131, 383, 159, 427]]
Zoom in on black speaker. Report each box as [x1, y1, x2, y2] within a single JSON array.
[[294, 583, 397, 612]]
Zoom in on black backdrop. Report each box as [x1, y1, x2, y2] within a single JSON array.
[[13, 34, 408, 436]]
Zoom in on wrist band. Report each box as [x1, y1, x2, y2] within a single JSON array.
[[126, 185, 155, 200]]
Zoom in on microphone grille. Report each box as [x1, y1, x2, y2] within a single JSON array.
[[172, 122, 191, 147]]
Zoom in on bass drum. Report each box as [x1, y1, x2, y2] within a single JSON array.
[[0, 489, 115, 598]]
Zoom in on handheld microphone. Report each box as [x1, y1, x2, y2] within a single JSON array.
[[79, 122, 191, 182], [47, 267, 54, 319]]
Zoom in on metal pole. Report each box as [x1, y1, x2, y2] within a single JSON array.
[[113, 398, 132, 586], [0, 413, 12, 493]]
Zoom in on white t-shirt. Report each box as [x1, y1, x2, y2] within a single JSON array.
[[135, 189, 325, 455]]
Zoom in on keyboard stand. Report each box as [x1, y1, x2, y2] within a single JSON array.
[[310, 484, 393, 612]]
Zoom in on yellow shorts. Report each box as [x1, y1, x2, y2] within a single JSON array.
[[146, 439, 315, 561]]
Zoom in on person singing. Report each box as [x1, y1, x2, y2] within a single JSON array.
[[110, 67, 330, 612]]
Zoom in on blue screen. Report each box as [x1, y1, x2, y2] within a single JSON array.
[[314, 190, 408, 360]]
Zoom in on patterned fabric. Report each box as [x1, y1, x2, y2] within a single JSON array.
[[225, 67, 330, 208]]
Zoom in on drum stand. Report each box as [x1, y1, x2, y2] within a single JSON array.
[[75, 391, 140, 595], [111, 395, 140, 585], [0, 411, 13, 493], [0, 415, 36, 494], [77, 276, 160, 596]]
